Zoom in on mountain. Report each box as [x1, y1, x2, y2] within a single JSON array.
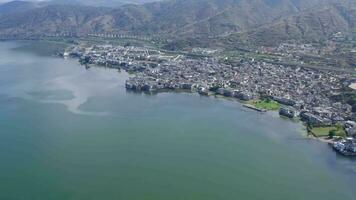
[[49, 0, 160, 8], [238, 0, 356, 45], [0, 0, 354, 47], [0, 0, 161, 14], [0, 1, 42, 15], [112, 0, 338, 37], [0, 5, 112, 38]]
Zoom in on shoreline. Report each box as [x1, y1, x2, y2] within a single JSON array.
[[64, 52, 355, 157], [128, 84, 355, 156], [124, 83, 355, 155], [76, 62, 333, 136], [307, 135, 334, 144]]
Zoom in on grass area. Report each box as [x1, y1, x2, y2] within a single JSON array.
[[311, 126, 347, 137], [248, 99, 280, 111]]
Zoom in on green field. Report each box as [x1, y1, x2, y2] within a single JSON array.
[[311, 126, 346, 137], [248, 99, 280, 111]]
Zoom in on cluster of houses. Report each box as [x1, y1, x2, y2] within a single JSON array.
[[66, 44, 356, 142], [333, 138, 356, 156], [65, 44, 173, 71]]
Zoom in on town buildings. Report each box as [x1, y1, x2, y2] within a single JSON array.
[[66, 44, 356, 131]]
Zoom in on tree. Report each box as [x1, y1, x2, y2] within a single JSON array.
[[335, 123, 343, 131], [329, 130, 336, 139]]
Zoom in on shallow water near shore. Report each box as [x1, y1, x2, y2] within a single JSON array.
[[0, 41, 356, 200]]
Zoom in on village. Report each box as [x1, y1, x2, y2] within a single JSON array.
[[65, 44, 356, 156]]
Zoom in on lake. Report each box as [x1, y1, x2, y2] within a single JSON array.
[[0, 41, 355, 200]]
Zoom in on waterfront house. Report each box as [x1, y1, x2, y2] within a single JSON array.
[[273, 97, 296, 106], [279, 107, 299, 118], [300, 112, 328, 126], [345, 121, 356, 137]]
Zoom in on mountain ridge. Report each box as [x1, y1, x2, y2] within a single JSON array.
[[0, 0, 354, 48]]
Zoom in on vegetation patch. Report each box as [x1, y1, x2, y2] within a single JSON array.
[[248, 99, 280, 111], [311, 125, 346, 138]]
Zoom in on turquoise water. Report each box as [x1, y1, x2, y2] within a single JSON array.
[[0, 41, 355, 200]]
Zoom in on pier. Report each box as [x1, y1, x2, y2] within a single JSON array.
[[243, 104, 267, 113]]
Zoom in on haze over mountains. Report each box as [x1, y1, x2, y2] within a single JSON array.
[[0, 0, 159, 14], [49, 0, 159, 7], [0, 0, 355, 48], [0, 0, 158, 6], [0, 1, 42, 14]]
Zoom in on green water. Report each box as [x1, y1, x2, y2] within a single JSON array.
[[0, 41, 355, 200]]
